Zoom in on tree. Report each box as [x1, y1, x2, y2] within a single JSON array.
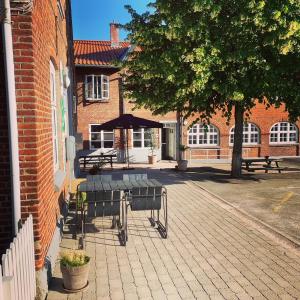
[[122, 0, 300, 177]]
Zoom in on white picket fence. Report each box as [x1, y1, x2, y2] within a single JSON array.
[[0, 215, 36, 300]]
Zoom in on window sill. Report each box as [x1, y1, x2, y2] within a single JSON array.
[[188, 146, 220, 149], [54, 169, 66, 192], [86, 98, 110, 103], [269, 143, 299, 147], [229, 144, 261, 148]]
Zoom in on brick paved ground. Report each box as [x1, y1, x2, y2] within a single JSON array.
[[48, 169, 300, 300]]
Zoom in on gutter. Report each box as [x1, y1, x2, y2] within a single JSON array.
[[75, 64, 120, 69], [2, 0, 21, 235]]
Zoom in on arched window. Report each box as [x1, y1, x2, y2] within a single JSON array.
[[188, 124, 219, 146], [270, 122, 298, 144], [230, 123, 260, 145]]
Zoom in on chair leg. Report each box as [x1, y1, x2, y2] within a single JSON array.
[[164, 192, 168, 238]]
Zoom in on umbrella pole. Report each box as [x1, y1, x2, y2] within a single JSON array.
[[126, 128, 130, 168]]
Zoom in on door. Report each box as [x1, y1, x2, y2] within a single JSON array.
[[161, 123, 177, 160]]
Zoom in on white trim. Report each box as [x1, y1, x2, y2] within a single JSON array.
[[188, 124, 219, 147], [89, 124, 114, 150], [50, 61, 59, 172], [132, 128, 154, 149], [229, 123, 260, 146], [269, 122, 298, 145], [85, 74, 110, 101]]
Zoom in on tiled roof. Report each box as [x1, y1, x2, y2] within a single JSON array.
[[74, 40, 131, 66]]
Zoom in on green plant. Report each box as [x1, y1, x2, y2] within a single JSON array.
[[77, 192, 86, 210], [60, 250, 90, 268], [89, 161, 107, 175], [148, 129, 158, 156], [178, 144, 189, 152]]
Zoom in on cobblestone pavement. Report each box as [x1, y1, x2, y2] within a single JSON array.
[[48, 170, 300, 300]]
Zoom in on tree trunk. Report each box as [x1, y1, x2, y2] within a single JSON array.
[[177, 111, 182, 161], [231, 102, 244, 178]]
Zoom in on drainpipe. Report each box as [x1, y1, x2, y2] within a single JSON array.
[[2, 0, 21, 235]]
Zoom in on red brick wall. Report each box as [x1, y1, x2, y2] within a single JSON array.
[[76, 68, 300, 159], [10, 0, 73, 269], [76, 67, 176, 150], [0, 31, 13, 254], [183, 102, 300, 159], [76, 67, 123, 149]]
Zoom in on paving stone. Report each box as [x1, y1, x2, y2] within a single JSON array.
[[47, 173, 300, 300]]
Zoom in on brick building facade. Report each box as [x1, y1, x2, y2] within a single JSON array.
[[75, 24, 300, 165], [0, 0, 75, 298]]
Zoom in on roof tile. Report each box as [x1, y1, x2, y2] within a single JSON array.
[[74, 40, 130, 66]]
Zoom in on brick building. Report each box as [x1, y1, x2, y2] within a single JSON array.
[[75, 24, 299, 164], [0, 0, 75, 298]]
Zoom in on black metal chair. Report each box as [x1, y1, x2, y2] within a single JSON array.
[[125, 185, 168, 241], [81, 188, 127, 246], [86, 175, 112, 182]]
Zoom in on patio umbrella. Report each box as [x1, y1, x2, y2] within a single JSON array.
[[95, 114, 163, 168]]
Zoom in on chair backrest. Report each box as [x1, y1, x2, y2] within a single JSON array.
[[123, 173, 148, 181], [130, 186, 162, 211], [86, 190, 120, 217], [86, 175, 112, 182]]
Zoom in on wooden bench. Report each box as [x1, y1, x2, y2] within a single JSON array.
[[79, 154, 117, 170]]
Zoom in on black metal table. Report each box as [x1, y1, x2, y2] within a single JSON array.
[[76, 179, 168, 244], [77, 179, 164, 193]]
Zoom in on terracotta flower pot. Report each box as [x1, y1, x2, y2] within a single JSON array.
[[148, 155, 157, 164], [61, 260, 90, 291], [177, 160, 188, 171]]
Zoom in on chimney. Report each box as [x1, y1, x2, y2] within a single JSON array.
[[110, 22, 120, 47]]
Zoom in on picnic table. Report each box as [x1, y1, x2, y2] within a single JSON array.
[[79, 154, 117, 169], [242, 157, 284, 173]]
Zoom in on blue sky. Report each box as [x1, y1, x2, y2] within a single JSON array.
[[71, 0, 151, 41]]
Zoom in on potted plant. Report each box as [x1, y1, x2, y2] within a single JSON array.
[[60, 249, 90, 292], [89, 161, 107, 175], [148, 129, 158, 164], [177, 144, 189, 171]]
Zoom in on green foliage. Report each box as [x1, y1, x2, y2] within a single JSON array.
[[122, 0, 300, 121], [60, 250, 90, 267]]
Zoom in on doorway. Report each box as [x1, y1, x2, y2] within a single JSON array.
[[161, 122, 177, 160]]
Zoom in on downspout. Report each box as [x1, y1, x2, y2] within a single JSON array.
[[2, 0, 21, 235]]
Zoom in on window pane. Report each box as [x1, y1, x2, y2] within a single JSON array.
[[144, 129, 152, 139], [97, 76, 102, 99], [133, 133, 142, 140], [144, 140, 151, 147], [86, 76, 93, 99], [133, 141, 142, 148], [290, 133, 297, 142], [280, 133, 287, 142], [91, 133, 101, 141], [91, 141, 102, 148], [103, 133, 113, 140], [103, 141, 113, 148], [290, 124, 296, 131], [280, 123, 288, 131], [270, 133, 277, 142]]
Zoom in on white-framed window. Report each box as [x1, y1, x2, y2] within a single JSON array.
[[270, 122, 298, 144], [132, 128, 152, 148], [188, 124, 219, 146], [89, 124, 114, 149], [230, 123, 260, 145], [85, 75, 109, 100], [50, 61, 59, 172]]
